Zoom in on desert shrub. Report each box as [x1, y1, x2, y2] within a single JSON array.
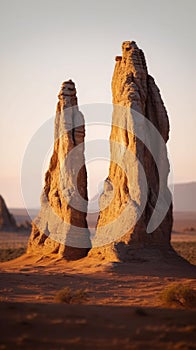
[[0, 247, 25, 262], [183, 227, 195, 232], [54, 287, 87, 304], [172, 242, 196, 265], [134, 307, 148, 316], [161, 284, 196, 308]]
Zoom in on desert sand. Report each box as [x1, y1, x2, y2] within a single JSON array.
[[0, 210, 195, 349]]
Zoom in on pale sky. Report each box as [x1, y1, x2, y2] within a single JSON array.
[[0, 0, 195, 208]]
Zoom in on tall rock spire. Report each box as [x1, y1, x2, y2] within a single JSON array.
[[92, 41, 173, 261], [27, 80, 91, 260]]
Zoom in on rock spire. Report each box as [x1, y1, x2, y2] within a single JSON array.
[[91, 41, 173, 261], [27, 80, 91, 260]]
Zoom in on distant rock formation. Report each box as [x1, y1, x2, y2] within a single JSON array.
[[90, 41, 173, 261], [0, 195, 17, 231], [27, 80, 91, 260]]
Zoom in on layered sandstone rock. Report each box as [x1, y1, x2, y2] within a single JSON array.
[[0, 195, 17, 231], [91, 41, 173, 261], [27, 80, 91, 260]]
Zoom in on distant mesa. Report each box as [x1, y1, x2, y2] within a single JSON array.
[[0, 195, 31, 232], [0, 195, 17, 231]]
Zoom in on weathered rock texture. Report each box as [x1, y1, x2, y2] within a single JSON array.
[[27, 80, 91, 260], [91, 41, 173, 261], [0, 195, 17, 231]]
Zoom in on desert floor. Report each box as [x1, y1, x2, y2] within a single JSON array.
[[0, 210, 195, 349]]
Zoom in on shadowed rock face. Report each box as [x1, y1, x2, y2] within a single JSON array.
[[27, 80, 91, 260], [0, 195, 17, 231], [91, 41, 173, 261]]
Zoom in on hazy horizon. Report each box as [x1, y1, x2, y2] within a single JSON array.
[[7, 181, 196, 212]]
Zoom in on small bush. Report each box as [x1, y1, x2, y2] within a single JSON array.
[[183, 227, 195, 232], [0, 248, 25, 262], [134, 307, 148, 316], [54, 287, 87, 304], [172, 242, 196, 265], [161, 284, 196, 308]]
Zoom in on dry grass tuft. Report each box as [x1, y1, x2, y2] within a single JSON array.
[[172, 242, 196, 265], [54, 287, 87, 304], [0, 248, 25, 262], [183, 227, 195, 232], [161, 284, 196, 308], [134, 307, 148, 316]]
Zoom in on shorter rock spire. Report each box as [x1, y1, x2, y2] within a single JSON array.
[[27, 80, 91, 260]]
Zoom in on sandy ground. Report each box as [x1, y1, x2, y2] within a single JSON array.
[[0, 253, 196, 305], [0, 254, 196, 349], [0, 211, 196, 349], [1, 302, 196, 350]]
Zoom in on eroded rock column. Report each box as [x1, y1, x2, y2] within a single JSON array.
[[91, 41, 173, 261], [27, 80, 91, 260]]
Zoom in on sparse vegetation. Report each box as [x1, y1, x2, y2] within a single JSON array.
[[54, 287, 87, 304], [183, 227, 195, 232], [160, 284, 196, 308], [0, 247, 25, 262], [172, 242, 196, 265], [134, 307, 148, 316]]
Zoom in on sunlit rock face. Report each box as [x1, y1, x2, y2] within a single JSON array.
[[27, 80, 91, 260], [91, 41, 173, 261]]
